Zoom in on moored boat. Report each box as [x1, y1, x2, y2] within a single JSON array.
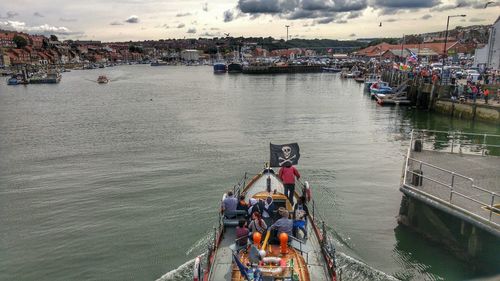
[[195, 161, 338, 281], [228, 62, 243, 73], [7, 76, 18, 85], [369, 81, 392, 99]]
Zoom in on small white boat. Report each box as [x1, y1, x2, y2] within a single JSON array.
[[97, 75, 109, 84]]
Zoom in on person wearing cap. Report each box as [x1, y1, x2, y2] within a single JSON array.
[[278, 162, 301, 205], [269, 207, 293, 239]]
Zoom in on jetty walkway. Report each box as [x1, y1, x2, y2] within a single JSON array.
[[402, 130, 500, 231]]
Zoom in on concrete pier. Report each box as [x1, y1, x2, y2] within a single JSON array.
[[398, 130, 500, 273]]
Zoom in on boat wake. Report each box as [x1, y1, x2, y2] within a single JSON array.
[[155, 257, 198, 281], [336, 252, 399, 281]]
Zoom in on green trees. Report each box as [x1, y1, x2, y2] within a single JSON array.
[[13, 35, 28, 48]]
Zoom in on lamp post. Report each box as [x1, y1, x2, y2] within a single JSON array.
[[285, 25, 290, 41], [441, 14, 466, 84]]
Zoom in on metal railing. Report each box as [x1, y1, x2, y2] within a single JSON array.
[[411, 129, 500, 157], [402, 129, 499, 226]]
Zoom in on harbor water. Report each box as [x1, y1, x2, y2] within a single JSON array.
[[1, 65, 499, 281]]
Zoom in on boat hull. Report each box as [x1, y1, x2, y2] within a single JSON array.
[[202, 170, 337, 281]]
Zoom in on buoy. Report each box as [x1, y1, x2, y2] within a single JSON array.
[[253, 232, 262, 247], [279, 233, 288, 254]]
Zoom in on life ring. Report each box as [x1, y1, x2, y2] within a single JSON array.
[[259, 257, 286, 274]]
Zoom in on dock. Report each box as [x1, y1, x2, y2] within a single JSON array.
[[398, 130, 500, 273]]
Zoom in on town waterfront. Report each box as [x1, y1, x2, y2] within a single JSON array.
[[1, 65, 499, 281]]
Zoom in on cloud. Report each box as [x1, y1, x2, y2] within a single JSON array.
[[110, 21, 124, 25], [210, 27, 220, 30], [59, 17, 77, 22], [431, 0, 498, 11], [347, 11, 363, 19], [176, 12, 192, 17], [316, 17, 335, 24], [223, 10, 234, 22], [335, 19, 347, 23], [386, 18, 397, 22], [469, 17, 485, 22], [34, 12, 44, 17], [125, 15, 139, 23], [372, 0, 441, 14], [0, 20, 82, 37], [177, 23, 185, 28], [161, 24, 170, 29], [421, 14, 432, 20], [349, 33, 356, 37], [187, 27, 197, 33], [0, 11, 19, 19], [202, 2, 208, 12]]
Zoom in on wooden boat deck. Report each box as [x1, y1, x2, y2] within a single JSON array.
[[208, 172, 330, 281]]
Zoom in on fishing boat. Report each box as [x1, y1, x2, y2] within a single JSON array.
[[354, 77, 365, 83], [369, 81, 392, 99], [322, 67, 341, 73], [195, 164, 338, 281], [97, 75, 109, 84], [213, 46, 227, 74], [374, 92, 411, 105], [364, 74, 379, 91]]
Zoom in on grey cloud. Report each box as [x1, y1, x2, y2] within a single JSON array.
[[237, 0, 298, 14], [110, 21, 124, 25], [59, 17, 77, 22], [223, 10, 234, 22], [421, 14, 432, 20], [0, 11, 18, 19], [177, 23, 185, 28], [125, 15, 139, 23], [34, 12, 44, 17], [316, 17, 335, 24], [187, 27, 196, 33], [386, 18, 397, 22], [373, 0, 441, 14], [162, 24, 170, 29], [347, 11, 362, 19], [349, 33, 356, 37], [210, 27, 220, 30], [431, 0, 498, 11], [202, 2, 208, 11], [335, 19, 347, 23], [469, 17, 485, 22], [176, 12, 192, 17]]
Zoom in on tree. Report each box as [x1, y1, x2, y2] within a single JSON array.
[[13, 35, 28, 48], [50, 35, 58, 41]]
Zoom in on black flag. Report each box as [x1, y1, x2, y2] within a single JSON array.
[[270, 143, 300, 167]]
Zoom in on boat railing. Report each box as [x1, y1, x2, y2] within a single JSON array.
[[233, 172, 247, 198]]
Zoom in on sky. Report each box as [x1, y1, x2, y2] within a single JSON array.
[[0, 0, 499, 42]]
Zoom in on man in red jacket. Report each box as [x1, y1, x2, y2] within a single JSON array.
[[278, 162, 301, 205]]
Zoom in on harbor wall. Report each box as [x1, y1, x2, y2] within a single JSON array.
[[243, 65, 322, 74], [397, 192, 500, 273], [380, 70, 500, 124]]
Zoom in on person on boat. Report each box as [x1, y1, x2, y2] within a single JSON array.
[[278, 162, 301, 205], [236, 219, 249, 247], [237, 194, 249, 213], [269, 207, 293, 241], [293, 196, 309, 239], [248, 211, 267, 236], [248, 198, 261, 218], [261, 195, 276, 223], [221, 191, 238, 218]]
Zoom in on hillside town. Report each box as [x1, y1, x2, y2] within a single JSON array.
[[0, 20, 497, 70]]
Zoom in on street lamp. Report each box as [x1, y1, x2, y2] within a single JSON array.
[[285, 25, 290, 41], [441, 14, 466, 83]]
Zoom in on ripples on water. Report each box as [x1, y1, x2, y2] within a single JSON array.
[[1, 65, 499, 281]]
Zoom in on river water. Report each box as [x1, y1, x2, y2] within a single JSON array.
[[1, 65, 498, 281]]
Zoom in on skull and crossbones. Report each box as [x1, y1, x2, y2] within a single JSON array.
[[278, 146, 296, 166]]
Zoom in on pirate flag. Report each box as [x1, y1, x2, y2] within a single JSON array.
[[270, 143, 300, 167]]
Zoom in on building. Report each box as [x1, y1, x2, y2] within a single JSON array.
[[180, 49, 199, 61], [473, 17, 500, 70]]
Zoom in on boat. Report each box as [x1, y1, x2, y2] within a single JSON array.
[[228, 62, 243, 73], [213, 47, 227, 74], [195, 164, 338, 281], [354, 77, 365, 83], [364, 74, 379, 91], [374, 92, 411, 105], [97, 75, 109, 84], [30, 71, 61, 84], [369, 81, 392, 99], [322, 67, 341, 73], [7, 76, 18, 85]]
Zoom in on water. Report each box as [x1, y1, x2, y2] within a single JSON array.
[[1, 65, 498, 281]]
